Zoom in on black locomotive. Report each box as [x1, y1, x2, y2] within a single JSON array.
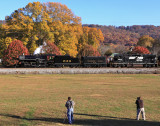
[[18, 54, 80, 68], [109, 53, 158, 67], [16, 53, 158, 68]]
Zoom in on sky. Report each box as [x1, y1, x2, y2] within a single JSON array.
[[0, 0, 160, 26]]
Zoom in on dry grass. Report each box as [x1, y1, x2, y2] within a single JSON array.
[[0, 74, 160, 126]]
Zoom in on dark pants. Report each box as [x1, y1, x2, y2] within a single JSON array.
[[67, 108, 74, 124]]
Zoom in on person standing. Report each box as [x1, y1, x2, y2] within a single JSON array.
[[65, 97, 75, 124], [135, 97, 140, 119], [136, 96, 146, 120]]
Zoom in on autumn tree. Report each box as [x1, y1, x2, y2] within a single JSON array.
[[3, 40, 29, 66], [104, 49, 112, 56], [4, 2, 104, 57], [152, 39, 160, 55], [80, 26, 104, 49], [0, 37, 13, 58], [132, 46, 150, 54], [0, 39, 6, 58], [5, 2, 82, 56], [77, 26, 104, 56], [137, 35, 154, 48], [114, 45, 128, 53], [80, 44, 101, 57], [42, 41, 61, 55]]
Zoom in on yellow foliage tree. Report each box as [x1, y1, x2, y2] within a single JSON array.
[[77, 26, 104, 56], [5, 37, 12, 47], [0, 39, 6, 58], [137, 35, 154, 48], [5, 2, 82, 55], [4, 2, 104, 56]]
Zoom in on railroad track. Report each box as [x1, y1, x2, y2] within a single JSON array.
[[0, 68, 160, 74]]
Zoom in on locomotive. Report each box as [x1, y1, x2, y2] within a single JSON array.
[[109, 53, 158, 67], [16, 53, 158, 68]]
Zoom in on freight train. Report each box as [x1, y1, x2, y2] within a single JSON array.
[[14, 53, 159, 68]]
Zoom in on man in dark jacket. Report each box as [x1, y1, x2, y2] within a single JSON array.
[[135, 97, 140, 110], [135, 97, 140, 119], [65, 97, 75, 124], [136, 96, 146, 120]]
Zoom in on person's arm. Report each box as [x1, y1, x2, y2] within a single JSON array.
[[72, 101, 75, 106], [65, 102, 68, 108], [135, 100, 137, 104]]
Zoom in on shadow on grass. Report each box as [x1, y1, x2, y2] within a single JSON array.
[[74, 113, 132, 120], [0, 113, 160, 126]]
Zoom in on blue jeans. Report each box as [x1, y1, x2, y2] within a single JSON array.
[[67, 108, 74, 124]]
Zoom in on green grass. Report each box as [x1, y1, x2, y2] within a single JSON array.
[[0, 74, 160, 126]]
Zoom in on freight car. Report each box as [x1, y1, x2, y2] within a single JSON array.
[[81, 56, 106, 67], [54, 55, 80, 67]]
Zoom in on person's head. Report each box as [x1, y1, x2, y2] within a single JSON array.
[[139, 96, 142, 100], [137, 97, 140, 100], [68, 97, 71, 100]]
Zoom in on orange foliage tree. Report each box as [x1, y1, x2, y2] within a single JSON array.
[[42, 41, 61, 55], [3, 40, 29, 66], [132, 46, 151, 54], [81, 44, 101, 56]]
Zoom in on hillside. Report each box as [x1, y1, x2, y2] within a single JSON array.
[[84, 24, 160, 46], [1, 20, 160, 47]]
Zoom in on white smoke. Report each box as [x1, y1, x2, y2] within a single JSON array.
[[33, 42, 46, 55]]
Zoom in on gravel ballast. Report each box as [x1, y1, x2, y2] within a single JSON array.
[[0, 68, 160, 74]]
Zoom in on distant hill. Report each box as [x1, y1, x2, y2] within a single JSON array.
[[83, 24, 160, 46]]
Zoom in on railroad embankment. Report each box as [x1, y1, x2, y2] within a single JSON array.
[[0, 68, 160, 74]]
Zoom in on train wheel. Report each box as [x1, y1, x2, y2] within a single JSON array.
[[121, 64, 124, 68]]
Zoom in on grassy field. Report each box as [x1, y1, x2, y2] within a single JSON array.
[[0, 74, 159, 126]]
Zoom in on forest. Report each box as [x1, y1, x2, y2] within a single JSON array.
[[83, 24, 160, 55], [84, 24, 160, 46]]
